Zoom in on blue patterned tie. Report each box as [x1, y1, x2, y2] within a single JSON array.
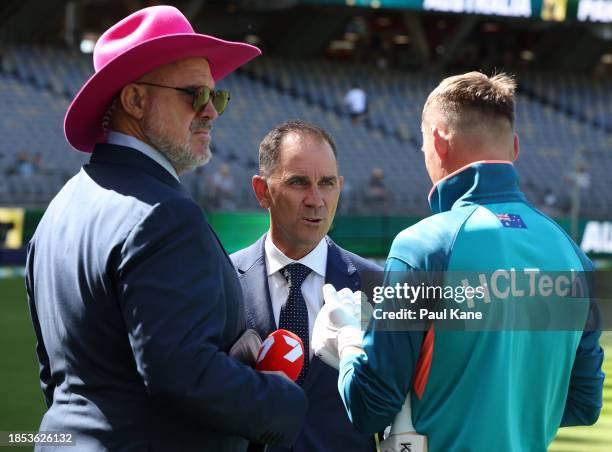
[[279, 263, 312, 385]]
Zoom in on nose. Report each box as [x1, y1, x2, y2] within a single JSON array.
[[304, 185, 324, 209], [197, 97, 219, 121]]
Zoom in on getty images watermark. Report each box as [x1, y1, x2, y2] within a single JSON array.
[[359, 269, 609, 331]]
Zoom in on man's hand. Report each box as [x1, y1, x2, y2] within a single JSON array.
[[312, 284, 369, 369], [229, 329, 262, 368], [260, 370, 292, 381]]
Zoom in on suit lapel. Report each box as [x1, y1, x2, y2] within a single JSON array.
[[237, 236, 277, 338], [303, 238, 360, 392], [207, 223, 234, 266], [324, 238, 361, 292]]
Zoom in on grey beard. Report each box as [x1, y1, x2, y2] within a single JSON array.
[[143, 122, 211, 175]]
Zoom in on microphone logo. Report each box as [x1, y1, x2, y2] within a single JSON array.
[[257, 336, 275, 363], [282, 335, 303, 363], [257, 333, 304, 364]]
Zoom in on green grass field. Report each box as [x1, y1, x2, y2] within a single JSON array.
[[550, 332, 612, 452], [0, 277, 46, 436], [0, 276, 610, 450]]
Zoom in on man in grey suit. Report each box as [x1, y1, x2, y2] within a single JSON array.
[[26, 6, 306, 451], [231, 120, 381, 452]]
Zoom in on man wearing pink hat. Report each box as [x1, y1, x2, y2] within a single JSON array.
[[25, 5, 307, 451]]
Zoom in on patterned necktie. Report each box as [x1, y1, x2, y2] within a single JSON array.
[[279, 263, 312, 385]]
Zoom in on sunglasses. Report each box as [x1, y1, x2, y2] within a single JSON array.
[[136, 82, 230, 115]]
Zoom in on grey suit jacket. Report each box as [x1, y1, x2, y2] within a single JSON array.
[[231, 235, 382, 452]]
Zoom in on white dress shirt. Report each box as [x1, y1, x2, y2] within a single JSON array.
[[107, 131, 179, 181], [264, 235, 328, 359]]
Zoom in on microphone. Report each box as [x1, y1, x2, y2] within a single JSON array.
[[255, 329, 305, 382], [380, 394, 428, 452], [249, 330, 304, 452]]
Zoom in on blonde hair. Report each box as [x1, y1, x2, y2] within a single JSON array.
[[423, 72, 516, 130]]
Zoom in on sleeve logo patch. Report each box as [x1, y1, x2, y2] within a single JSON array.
[[496, 213, 527, 229]]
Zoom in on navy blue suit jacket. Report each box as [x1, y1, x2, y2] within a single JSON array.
[[25, 144, 307, 452], [231, 235, 381, 452]]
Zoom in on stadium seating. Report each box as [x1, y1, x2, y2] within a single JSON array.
[[2, 45, 92, 97], [519, 71, 612, 133], [0, 46, 610, 218], [0, 69, 87, 205], [244, 57, 612, 218]]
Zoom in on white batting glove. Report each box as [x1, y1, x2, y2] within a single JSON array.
[[312, 284, 369, 369]]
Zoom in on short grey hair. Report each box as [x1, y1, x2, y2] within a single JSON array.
[[258, 119, 337, 178]]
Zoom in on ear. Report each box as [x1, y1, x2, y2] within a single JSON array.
[[119, 83, 147, 120], [252, 175, 270, 209], [432, 126, 450, 161], [338, 175, 344, 191], [512, 133, 520, 161]]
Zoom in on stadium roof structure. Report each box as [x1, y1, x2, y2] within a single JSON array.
[[0, 0, 611, 73]]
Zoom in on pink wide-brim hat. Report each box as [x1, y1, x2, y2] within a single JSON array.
[[64, 5, 261, 153]]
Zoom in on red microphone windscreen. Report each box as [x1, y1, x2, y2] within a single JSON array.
[[255, 329, 304, 381]]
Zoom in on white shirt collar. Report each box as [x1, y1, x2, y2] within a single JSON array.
[[107, 131, 180, 181], [264, 234, 327, 278]]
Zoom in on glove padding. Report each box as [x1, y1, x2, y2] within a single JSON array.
[[312, 284, 371, 369]]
